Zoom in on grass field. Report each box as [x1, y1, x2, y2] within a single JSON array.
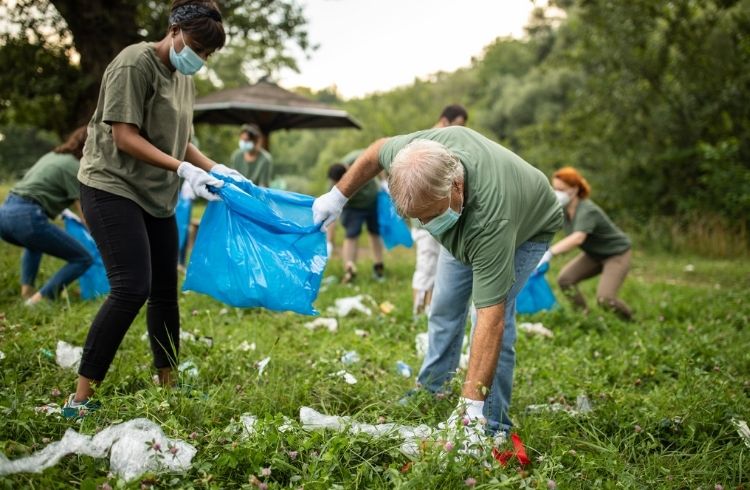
[[0, 226, 748, 488]]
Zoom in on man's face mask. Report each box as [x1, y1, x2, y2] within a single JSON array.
[[169, 30, 204, 75], [420, 190, 461, 236]]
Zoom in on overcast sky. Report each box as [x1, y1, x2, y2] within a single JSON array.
[[278, 0, 536, 98]]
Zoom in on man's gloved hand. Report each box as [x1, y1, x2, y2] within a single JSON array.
[[60, 208, 81, 222], [180, 179, 196, 200], [536, 250, 554, 269], [312, 186, 348, 230], [439, 397, 489, 457], [211, 163, 244, 181], [177, 162, 223, 202]]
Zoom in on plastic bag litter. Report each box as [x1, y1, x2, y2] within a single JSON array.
[[63, 215, 110, 300], [178, 360, 199, 378], [340, 351, 360, 365], [0, 351, 4, 361], [0, 418, 196, 482], [304, 317, 338, 332], [376, 191, 413, 250], [183, 173, 327, 315], [395, 361, 412, 378], [328, 295, 374, 317], [354, 329, 369, 338], [299, 406, 432, 457], [333, 370, 357, 384], [415, 332, 429, 358], [518, 322, 554, 338], [733, 418, 750, 448], [256, 356, 271, 377], [34, 403, 61, 416], [175, 193, 192, 254], [55, 341, 82, 370], [238, 341, 256, 352], [516, 262, 556, 314]]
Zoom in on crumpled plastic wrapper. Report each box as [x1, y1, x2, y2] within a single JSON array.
[[0, 418, 196, 481], [304, 317, 338, 332], [299, 406, 433, 457], [518, 322, 554, 338], [526, 394, 593, 416], [327, 295, 375, 317], [55, 341, 82, 370], [733, 418, 750, 448]]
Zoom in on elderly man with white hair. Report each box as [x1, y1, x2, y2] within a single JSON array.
[[313, 126, 562, 448]]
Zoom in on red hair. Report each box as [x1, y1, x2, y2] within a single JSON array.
[[553, 166, 591, 198]]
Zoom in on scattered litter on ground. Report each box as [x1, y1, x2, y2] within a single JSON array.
[[238, 340, 256, 351], [684, 264, 695, 272], [379, 301, 395, 315], [34, 404, 61, 416], [327, 295, 375, 317], [395, 361, 412, 378], [732, 418, 750, 448], [0, 418, 196, 481], [55, 341, 82, 370], [518, 322, 554, 338], [0, 351, 4, 361], [525, 394, 593, 416], [341, 351, 360, 365], [415, 333, 429, 358], [240, 415, 257, 438], [354, 329, 369, 338], [304, 318, 338, 333], [178, 360, 199, 378], [333, 370, 357, 385], [219, 308, 229, 315], [256, 357, 271, 377], [299, 406, 433, 457]]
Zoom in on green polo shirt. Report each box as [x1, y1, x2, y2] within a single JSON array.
[[341, 149, 378, 210], [78, 42, 194, 217], [12, 152, 80, 218], [228, 148, 273, 187], [379, 126, 563, 308], [564, 199, 631, 259]]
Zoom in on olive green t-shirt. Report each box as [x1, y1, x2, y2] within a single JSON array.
[[228, 148, 273, 187], [565, 199, 631, 259], [12, 152, 80, 218], [78, 42, 194, 217], [340, 149, 379, 210], [379, 126, 563, 308]]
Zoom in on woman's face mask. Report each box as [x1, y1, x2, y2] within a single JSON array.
[[555, 189, 572, 206], [239, 140, 255, 152], [169, 30, 204, 75]]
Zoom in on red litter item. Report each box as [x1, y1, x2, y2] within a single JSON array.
[[493, 433, 530, 467]]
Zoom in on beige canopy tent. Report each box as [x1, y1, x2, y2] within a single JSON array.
[[193, 80, 361, 134]]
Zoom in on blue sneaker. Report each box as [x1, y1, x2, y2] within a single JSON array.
[[62, 394, 101, 419]]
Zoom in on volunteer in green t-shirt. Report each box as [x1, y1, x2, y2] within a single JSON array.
[[65, 0, 242, 419], [326, 149, 385, 283], [312, 126, 563, 452], [0, 126, 92, 305], [537, 166, 633, 320], [227, 124, 273, 187]]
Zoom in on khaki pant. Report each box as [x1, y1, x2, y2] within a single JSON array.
[[557, 249, 633, 320]]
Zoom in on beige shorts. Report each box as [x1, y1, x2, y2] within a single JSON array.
[[411, 228, 440, 290]]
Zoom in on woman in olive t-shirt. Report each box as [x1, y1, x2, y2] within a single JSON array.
[[0, 126, 92, 305], [64, 0, 244, 418], [537, 166, 633, 320]]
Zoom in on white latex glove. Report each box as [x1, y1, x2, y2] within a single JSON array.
[[379, 179, 390, 193], [60, 208, 81, 222], [211, 163, 244, 181], [326, 241, 334, 257], [177, 162, 223, 202], [439, 397, 488, 457], [180, 179, 196, 200], [312, 186, 348, 230], [536, 250, 553, 269]]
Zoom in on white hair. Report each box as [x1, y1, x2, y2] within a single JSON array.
[[388, 139, 463, 216]]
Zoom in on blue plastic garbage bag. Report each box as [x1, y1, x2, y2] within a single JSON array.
[[63, 216, 110, 300], [175, 194, 192, 253], [183, 174, 327, 315], [516, 262, 557, 314], [377, 190, 413, 250]]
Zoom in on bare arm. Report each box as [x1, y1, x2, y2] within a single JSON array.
[[550, 231, 587, 256], [111, 123, 182, 171], [462, 303, 505, 400], [336, 139, 388, 198]]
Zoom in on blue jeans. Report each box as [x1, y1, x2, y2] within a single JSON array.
[[0, 194, 92, 298], [417, 240, 549, 434]]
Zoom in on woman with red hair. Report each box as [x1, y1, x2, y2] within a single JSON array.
[[537, 166, 633, 320]]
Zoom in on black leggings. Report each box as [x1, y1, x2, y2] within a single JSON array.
[[78, 184, 179, 381]]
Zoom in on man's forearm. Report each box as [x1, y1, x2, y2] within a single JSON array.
[[462, 302, 506, 400], [336, 139, 387, 198]]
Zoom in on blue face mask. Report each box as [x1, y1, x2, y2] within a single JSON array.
[[239, 140, 255, 152], [169, 31, 204, 75], [421, 192, 461, 236]]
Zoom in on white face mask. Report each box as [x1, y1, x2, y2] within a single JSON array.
[[555, 190, 572, 206]]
